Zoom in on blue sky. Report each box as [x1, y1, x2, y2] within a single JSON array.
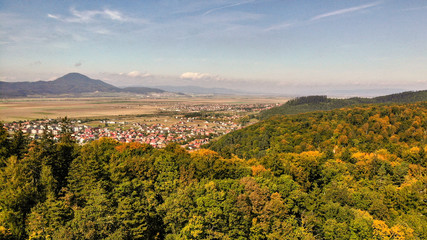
[[0, 0, 426, 96]]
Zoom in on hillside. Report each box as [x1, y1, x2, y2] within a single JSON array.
[[259, 90, 427, 119], [0, 73, 165, 97], [1, 102, 426, 239], [210, 101, 427, 159], [373, 90, 427, 103]]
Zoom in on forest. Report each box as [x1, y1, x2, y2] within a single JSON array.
[[0, 101, 426, 239], [258, 90, 427, 119]]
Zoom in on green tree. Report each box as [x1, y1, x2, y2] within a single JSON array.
[[0, 122, 10, 163], [65, 186, 117, 240], [26, 194, 72, 239], [67, 138, 118, 205], [114, 179, 164, 239], [0, 156, 38, 239], [8, 130, 28, 160]]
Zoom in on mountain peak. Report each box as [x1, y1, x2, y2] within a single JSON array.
[[54, 73, 92, 83], [0, 73, 168, 97]]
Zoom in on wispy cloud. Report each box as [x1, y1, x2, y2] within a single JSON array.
[[0, 13, 57, 44], [47, 14, 60, 20], [311, 2, 381, 21], [203, 0, 255, 16], [265, 22, 294, 32], [104, 9, 124, 21], [44, 7, 149, 40], [70, 8, 126, 23], [48, 7, 128, 23]]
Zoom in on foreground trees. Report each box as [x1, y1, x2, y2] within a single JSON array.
[[0, 102, 426, 239]]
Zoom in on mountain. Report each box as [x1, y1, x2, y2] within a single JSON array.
[[156, 85, 244, 95], [122, 87, 165, 94], [0, 73, 165, 97], [258, 90, 427, 119], [49, 73, 120, 93]]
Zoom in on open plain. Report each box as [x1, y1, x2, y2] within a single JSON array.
[[0, 96, 288, 122]]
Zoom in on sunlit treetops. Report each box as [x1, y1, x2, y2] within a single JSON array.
[[0, 101, 426, 239]]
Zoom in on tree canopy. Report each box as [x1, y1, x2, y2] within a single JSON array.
[[0, 102, 426, 239]]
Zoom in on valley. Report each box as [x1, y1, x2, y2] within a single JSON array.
[[0, 96, 285, 122], [2, 1, 426, 239], [1, 96, 285, 150]]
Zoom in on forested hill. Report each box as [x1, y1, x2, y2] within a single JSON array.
[[1, 102, 426, 239], [210, 102, 427, 160], [259, 90, 427, 119], [373, 90, 427, 103]]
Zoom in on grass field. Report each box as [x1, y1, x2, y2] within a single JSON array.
[[0, 96, 288, 122]]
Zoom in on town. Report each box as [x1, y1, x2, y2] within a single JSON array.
[[3, 103, 278, 150]]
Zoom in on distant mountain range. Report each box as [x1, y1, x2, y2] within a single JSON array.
[[156, 85, 245, 95], [0, 73, 165, 97]]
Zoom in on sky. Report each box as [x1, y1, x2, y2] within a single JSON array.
[[0, 0, 426, 96]]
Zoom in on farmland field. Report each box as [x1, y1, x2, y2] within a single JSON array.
[[0, 96, 288, 122]]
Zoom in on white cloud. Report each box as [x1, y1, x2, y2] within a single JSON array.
[[104, 9, 123, 21], [125, 71, 151, 78], [311, 2, 381, 21], [47, 14, 60, 20], [180, 72, 211, 80], [47, 7, 128, 23], [43, 7, 151, 40], [180, 72, 227, 81]]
